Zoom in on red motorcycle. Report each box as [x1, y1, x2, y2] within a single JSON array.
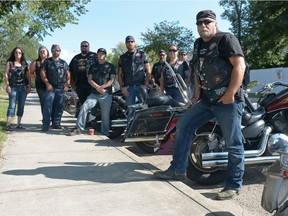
[[124, 81, 288, 185]]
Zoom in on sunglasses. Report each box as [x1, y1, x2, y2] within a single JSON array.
[[81, 45, 89, 47], [126, 41, 134, 43], [169, 49, 178, 52], [14, 52, 22, 54], [55, 50, 61, 52], [196, 20, 214, 26], [181, 53, 187, 56]]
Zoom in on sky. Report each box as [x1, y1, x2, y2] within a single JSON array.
[[42, 0, 231, 63]]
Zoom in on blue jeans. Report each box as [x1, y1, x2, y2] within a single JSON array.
[[42, 87, 65, 129], [7, 85, 27, 117], [36, 88, 46, 116], [125, 85, 144, 120], [77, 93, 112, 136], [169, 100, 245, 190]]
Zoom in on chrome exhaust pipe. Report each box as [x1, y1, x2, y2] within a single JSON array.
[[124, 134, 165, 143], [202, 126, 272, 161], [202, 156, 279, 168], [96, 119, 127, 128]]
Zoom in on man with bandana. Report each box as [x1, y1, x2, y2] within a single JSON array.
[[154, 10, 246, 200], [40, 44, 70, 131]]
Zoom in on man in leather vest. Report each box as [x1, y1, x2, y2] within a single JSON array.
[[40, 44, 70, 131], [118, 35, 151, 120], [154, 10, 246, 200]]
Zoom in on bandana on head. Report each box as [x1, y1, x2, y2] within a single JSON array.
[[196, 10, 216, 21]]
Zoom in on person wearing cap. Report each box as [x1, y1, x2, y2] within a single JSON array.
[[118, 35, 151, 120], [69, 41, 97, 117], [29, 46, 50, 118], [40, 44, 70, 131], [151, 50, 167, 86], [154, 10, 246, 201], [69, 48, 116, 137]]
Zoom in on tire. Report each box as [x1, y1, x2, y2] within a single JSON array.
[[187, 124, 227, 185], [91, 121, 125, 139], [136, 141, 160, 153], [65, 98, 77, 115]]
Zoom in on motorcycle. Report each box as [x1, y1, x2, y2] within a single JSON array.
[[261, 133, 288, 216], [90, 90, 128, 139], [124, 81, 288, 185], [64, 87, 80, 115]]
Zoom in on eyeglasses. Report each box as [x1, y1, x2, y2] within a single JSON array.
[[14, 52, 22, 54], [126, 41, 134, 43], [55, 50, 61, 52], [169, 49, 178, 52], [196, 20, 214, 26], [81, 45, 89, 47]]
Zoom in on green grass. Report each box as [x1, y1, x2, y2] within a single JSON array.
[[0, 89, 8, 154]]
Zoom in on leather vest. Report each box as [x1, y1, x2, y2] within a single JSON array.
[[8, 61, 28, 87], [120, 50, 146, 86], [193, 32, 233, 104], [45, 58, 67, 86]]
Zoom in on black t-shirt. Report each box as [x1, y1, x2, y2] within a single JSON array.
[[69, 52, 97, 87], [88, 62, 116, 95]]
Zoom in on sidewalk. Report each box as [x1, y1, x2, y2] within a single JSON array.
[[0, 93, 251, 216]]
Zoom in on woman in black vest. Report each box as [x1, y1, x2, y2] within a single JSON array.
[[4, 47, 31, 130]]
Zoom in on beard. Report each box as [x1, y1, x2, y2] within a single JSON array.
[[81, 50, 88, 55]]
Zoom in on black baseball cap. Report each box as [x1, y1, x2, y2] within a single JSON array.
[[125, 35, 135, 42], [97, 48, 107, 54], [159, 50, 166, 55]]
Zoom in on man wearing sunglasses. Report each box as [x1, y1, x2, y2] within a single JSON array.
[[69, 41, 97, 117], [40, 44, 71, 131], [118, 35, 151, 120], [154, 10, 246, 201]]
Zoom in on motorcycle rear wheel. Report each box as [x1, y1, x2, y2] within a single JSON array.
[[136, 141, 160, 153], [187, 124, 227, 185]]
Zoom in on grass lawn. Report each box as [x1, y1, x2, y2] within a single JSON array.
[[0, 89, 8, 154]]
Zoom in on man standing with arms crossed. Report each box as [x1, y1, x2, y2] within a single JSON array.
[[154, 10, 246, 200], [118, 35, 151, 121]]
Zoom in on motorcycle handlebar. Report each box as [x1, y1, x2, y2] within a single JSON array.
[[255, 82, 288, 95]]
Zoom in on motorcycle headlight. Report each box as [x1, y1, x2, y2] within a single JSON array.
[[268, 133, 288, 155]]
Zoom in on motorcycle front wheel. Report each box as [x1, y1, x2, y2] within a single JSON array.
[[187, 124, 227, 185]]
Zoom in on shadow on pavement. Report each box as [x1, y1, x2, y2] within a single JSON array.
[[2, 161, 156, 183]]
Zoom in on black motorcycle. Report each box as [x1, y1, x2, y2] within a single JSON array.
[[90, 90, 128, 139]]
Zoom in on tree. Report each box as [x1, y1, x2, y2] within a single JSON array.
[[0, 0, 90, 41], [220, 0, 288, 69], [140, 20, 195, 64]]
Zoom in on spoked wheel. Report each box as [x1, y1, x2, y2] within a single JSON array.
[[136, 141, 160, 153], [65, 98, 77, 115], [187, 124, 227, 185]]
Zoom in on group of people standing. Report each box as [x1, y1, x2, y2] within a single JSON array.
[[4, 9, 247, 201]]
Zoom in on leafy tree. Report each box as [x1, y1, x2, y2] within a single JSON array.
[[220, 0, 288, 69], [140, 20, 195, 64], [0, 0, 90, 41]]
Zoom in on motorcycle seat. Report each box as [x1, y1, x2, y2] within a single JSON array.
[[242, 107, 265, 126], [146, 95, 185, 108]]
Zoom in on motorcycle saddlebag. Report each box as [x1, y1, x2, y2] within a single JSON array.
[[126, 105, 174, 137]]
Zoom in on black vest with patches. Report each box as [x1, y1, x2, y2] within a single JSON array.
[[193, 32, 233, 105], [120, 50, 146, 86]]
